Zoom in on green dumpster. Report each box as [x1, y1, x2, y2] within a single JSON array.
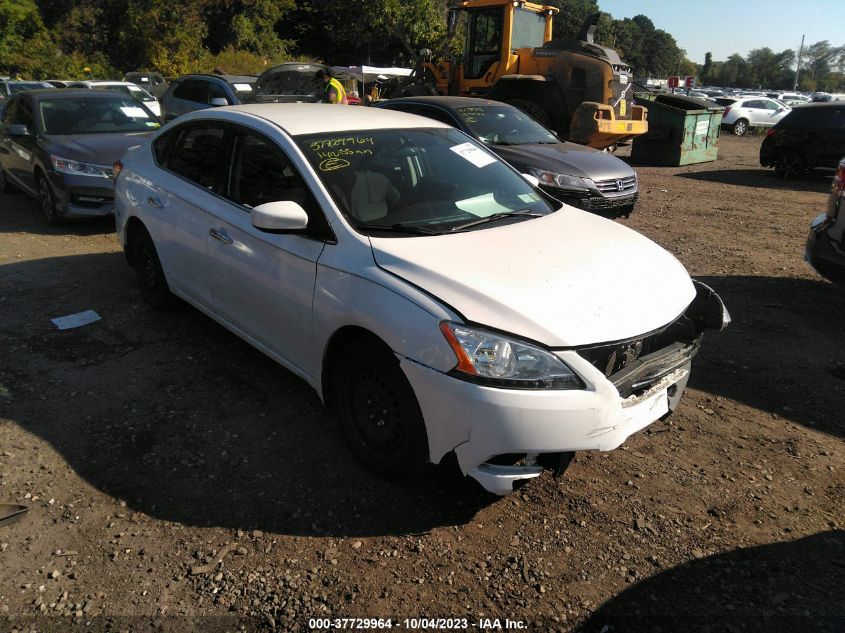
[[631, 93, 724, 166]]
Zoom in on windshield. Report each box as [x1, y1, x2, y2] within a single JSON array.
[[297, 128, 558, 235], [455, 104, 558, 145], [10, 82, 50, 95], [100, 84, 156, 102], [39, 96, 161, 135]]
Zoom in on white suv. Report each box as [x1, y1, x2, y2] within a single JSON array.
[[716, 97, 790, 136]]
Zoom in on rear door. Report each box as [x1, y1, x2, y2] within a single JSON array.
[[145, 120, 230, 309], [207, 123, 330, 376], [817, 106, 845, 168]]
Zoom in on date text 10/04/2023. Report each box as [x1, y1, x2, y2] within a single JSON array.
[[307, 618, 528, 630]]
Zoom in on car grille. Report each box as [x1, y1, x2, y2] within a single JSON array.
[[593, 175, 637, 195], [576, 310, 701, 398], [590, 192, 638, 210]]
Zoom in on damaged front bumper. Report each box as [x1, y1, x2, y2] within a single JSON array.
[[401, 280, 729, 496]]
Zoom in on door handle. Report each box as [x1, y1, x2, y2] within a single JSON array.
[[147, 196, 163, 208], [209, 227, 233, 245]]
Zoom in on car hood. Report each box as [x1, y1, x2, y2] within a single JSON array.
[[371, 209, 695, 347], [46, 132, 154, 164], [491, 142, 634, 181]]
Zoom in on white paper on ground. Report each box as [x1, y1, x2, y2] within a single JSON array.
[[51, 310, 101, 330], [449, 142, 497, 168]]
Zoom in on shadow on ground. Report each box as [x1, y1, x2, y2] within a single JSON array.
[[580, 530, 845, 633], [690, 275, 845, 440], [0, 252, 494, 539], [675, 168, 831, 193]]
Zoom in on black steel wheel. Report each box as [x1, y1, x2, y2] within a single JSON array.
[[330, 340, 429, 477], [132, 228, 174, 309], [36, 173, 62, 225]]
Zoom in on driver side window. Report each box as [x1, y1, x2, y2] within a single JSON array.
[[466, 10, 502, 79]]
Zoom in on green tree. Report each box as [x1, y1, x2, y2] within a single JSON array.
[[545, 0, 599, 41], [701, 51, 713, 83]]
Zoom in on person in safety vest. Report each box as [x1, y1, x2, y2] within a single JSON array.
[[315, 68, 348, 104]]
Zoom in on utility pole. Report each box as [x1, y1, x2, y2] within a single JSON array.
[[793, 34, 805, 91]]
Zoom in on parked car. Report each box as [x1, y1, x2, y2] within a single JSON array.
[[0, 89, 159, 224], [113, 104, 728, 495], [805, 157, 845, 283], [160, 74, 257, 121], [44, 80, 74, 89], [760, 103, 845, 178], [377, 97, 639, 218], [0, 80, 54, 100], [66, 80, 162, 118], [253, 62, 326, 103], [123, 72, 168, 99], [717, 96, 790, 135]]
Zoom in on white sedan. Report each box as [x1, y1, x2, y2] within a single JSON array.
[[113, 104, 728, 495], [716, 96, 790, 136]]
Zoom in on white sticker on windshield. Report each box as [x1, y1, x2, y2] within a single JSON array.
[[518, 193, 539, 203], [120, 106, 148, 118], [449, 142, 496, 168], [234, 83, 253, 91]]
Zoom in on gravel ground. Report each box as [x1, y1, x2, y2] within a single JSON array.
[[1, 134, 843, 633]]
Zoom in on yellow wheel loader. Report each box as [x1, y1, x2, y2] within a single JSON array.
[[394, 0, 647, 150]]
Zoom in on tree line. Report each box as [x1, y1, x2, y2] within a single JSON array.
[[0, 0, 842, 92]]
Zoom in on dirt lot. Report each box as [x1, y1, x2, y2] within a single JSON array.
[[1, 134, 844, 633]]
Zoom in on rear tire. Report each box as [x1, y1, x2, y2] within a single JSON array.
[[329, 339, 429, 478], [732, 119, 749, 136], [0, 167, 17, 193], [773, 149, 807, 179], [132, 228, 174, 309], [507, 99, 552, 128]]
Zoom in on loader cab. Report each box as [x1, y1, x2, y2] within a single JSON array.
[[453, 1, 555, 90]]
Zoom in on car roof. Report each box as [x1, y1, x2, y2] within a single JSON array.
[[21, 89, 140, 100], [178, 74, 257, 83], [385, 96, 503, 109], [192, 103, 451, 136]]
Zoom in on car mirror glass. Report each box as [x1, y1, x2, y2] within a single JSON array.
[[210, 97, 229, 107], [251, 200, 309, 232]]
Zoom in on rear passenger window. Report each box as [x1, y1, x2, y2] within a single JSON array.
[[172, 80, 207, 104], [163, 123, 227, 190]]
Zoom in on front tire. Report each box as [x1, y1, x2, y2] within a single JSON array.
[[36, 173, 62, 225], [132, 229, 174, 309], [732, 119, 749, 136], [329, 340, 429, 478], [507, 99, 552, 128]]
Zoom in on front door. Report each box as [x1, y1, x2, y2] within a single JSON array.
[[208, 125, 328, 377]]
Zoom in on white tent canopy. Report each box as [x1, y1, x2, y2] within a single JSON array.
[[331, 65, 413, 83]]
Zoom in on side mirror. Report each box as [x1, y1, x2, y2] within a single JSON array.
[[210, 97, 229, 107], [522, 173, 540, 188], [6, 124, 31, 137], [251, 200, 309, 232]]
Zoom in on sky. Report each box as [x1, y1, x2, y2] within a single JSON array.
[[597, 0, 845, 64]]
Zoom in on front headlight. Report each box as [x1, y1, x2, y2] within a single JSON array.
[[439, 322, 584, 390], [51, 155, 111, 178], [529, 169, 591, 192]]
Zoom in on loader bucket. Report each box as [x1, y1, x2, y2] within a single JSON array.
[[569, 102, 648, 149]]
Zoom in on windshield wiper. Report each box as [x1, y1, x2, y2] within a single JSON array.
[[449, 209, 544, 231], [362, 223, 442, 235]]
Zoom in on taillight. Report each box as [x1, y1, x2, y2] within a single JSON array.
[[766, 128, 777, 137], [112, 160, 123, 180], [723, 106, 731, 116]]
